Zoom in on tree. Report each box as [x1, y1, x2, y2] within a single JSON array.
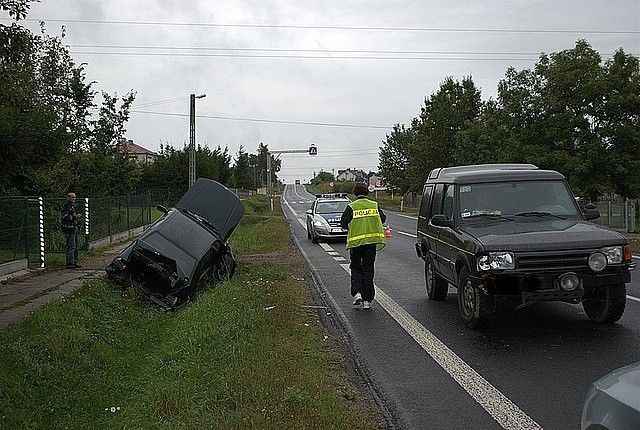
[[232, 145, 254, 189], [378, 123, 413, 193], [1, 15, 136, 197], [0, 22, 93, 194], [255, 142, 281, 187], [1, 0, 39, 20], [197, 144, 232, 184], [496, 40, 639, 199], [406, 76, 483, 191], [600, 49, 640, 199]]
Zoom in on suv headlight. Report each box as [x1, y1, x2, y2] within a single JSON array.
[[601, 246, 623, 264], [477, 252, 515, 271], [588, 246, 623, 272]]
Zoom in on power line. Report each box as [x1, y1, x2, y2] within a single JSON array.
[[15, 18, 640, 34], [132, 109, 391, 129], [69, 51, 630, 61], [70, 51, 546, 61], [69, 44, 553, 56]]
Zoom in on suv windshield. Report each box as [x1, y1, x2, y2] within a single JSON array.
[[458, 180, 579, 221], [316, 201, 349, 214]]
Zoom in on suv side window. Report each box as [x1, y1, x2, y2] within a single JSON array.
[[443, 185, 455, 220], [431, 184, 444, 216], [420, 185, 434, 216]]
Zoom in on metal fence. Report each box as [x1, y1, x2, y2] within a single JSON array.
[[0, 195, 152, 269], [0, 186, 257, 271], [592, 198, 637, 233]]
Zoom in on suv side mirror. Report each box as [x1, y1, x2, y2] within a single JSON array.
[[157, 205, 169, 214], [431, 214, 452, 228], [583, 203, 600, 221], [306, 209, 312, 215]]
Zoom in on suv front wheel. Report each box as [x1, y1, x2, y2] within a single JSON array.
[[582, 284, 626, 323], [425, 255, 448, 301], [457, 267, 496, 329]]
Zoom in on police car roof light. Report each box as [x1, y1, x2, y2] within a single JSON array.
[[316, 193, 347, 199]]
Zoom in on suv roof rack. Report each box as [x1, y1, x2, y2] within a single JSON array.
[[429, 163, 538, 180]]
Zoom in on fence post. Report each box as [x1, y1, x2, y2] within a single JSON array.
[[38, 197, 45, 268], [84, 197, 90, 250], [108, 196, 112, 238], [127, 195, 131, 231]]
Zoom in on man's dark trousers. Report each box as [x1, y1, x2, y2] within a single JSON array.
[[349, 243, 377, 302]]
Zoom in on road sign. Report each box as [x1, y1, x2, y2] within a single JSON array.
[[308, 143, 317, 156]]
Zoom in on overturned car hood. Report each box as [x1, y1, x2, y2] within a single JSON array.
[[176, 178, 245, 242]]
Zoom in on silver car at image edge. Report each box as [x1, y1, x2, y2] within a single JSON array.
[[581, 361, 640, 430]]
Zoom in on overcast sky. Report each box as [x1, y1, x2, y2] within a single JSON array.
[[7, 0, 640, 183]]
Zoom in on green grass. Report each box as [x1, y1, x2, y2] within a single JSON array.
[[0, 195, 374, 429]]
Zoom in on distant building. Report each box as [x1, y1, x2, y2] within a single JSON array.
[[120, 139, 157, 164], [336, 168, 366, 182]]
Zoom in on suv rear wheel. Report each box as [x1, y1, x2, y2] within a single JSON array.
[[457, 267, 496, 329], [582, 284, 626, 323], [425, 255, 448, 301]]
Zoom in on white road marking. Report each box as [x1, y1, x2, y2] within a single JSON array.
[[396, 230, 417, 238], [339, 265, 542, 430], [333, 256, 346, 261], [395, 213, 418, 220], [627, 295, 640, 303], [319, 243, 334, 252]]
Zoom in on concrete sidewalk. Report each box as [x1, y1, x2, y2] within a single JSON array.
[[0, 242, 130, 329]]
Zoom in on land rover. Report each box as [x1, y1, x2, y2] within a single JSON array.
[[415, 164, 636, 329]]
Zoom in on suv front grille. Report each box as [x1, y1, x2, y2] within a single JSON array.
[[516, 249, 593, 271]]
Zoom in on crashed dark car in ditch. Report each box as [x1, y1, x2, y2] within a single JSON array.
[[106, 178, 245, 309]]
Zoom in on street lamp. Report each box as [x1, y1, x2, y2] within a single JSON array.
[[189, 93, 206, 188]]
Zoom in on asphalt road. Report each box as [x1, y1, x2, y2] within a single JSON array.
[[282, 184, 640, 430]]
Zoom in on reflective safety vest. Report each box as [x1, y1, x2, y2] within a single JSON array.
[[346, 198, 386, 250]]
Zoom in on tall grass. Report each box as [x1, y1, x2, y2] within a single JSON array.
[[0, 195, 375, 429]]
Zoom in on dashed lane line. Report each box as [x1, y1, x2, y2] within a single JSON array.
[[339, 263, 543, 430]]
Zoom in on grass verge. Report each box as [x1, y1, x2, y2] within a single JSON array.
[[0, 195, 377, 429]]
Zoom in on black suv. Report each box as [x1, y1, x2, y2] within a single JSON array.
[[415, 164, 636, 329]]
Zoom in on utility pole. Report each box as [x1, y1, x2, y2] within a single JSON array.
[[189, 93, 206, 188]]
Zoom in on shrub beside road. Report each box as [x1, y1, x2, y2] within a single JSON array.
[[0, 195, 383, 429]]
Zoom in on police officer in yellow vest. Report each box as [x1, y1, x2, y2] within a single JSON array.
[[340, 182, 386, 310]]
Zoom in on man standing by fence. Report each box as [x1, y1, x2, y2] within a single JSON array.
[[61, 192, 82, 269]]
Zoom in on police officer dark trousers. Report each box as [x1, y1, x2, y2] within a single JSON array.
[[340, 182, 386, 309]]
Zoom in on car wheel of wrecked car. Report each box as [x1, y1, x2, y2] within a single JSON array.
[[310, 228, 319, 243], [425, 255, 448, 301], [457, 267, 496, 329], [582, 283, 626, 324]]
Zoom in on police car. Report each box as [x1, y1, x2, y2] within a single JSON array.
[[306, 193, 350, 243]]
